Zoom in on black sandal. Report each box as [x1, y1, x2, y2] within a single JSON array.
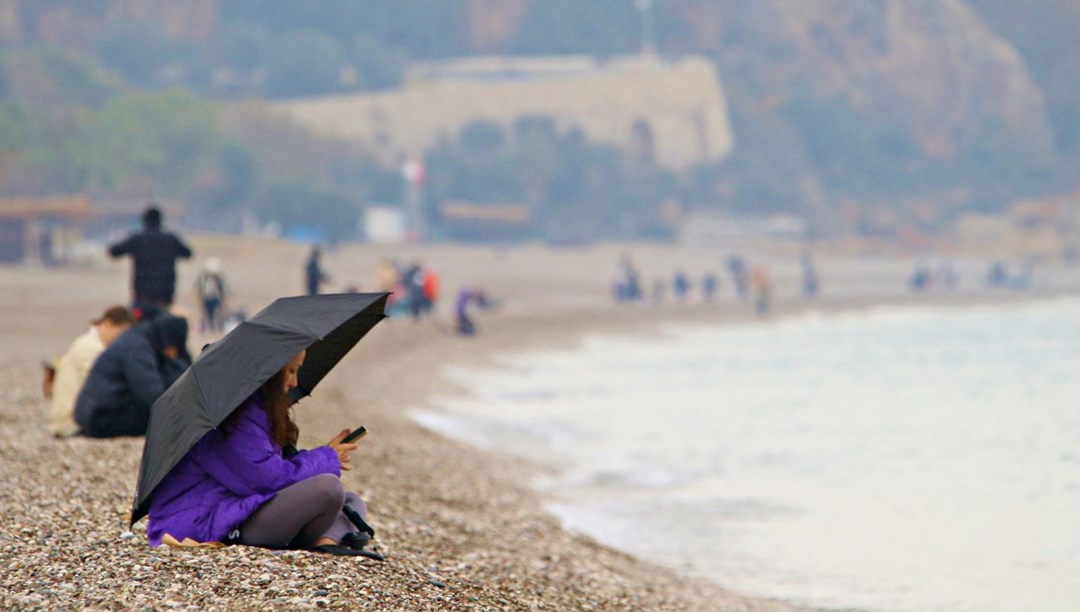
[[312, 544, 384, 560]]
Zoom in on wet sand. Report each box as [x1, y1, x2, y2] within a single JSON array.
[[1, 236, 1073, 609]]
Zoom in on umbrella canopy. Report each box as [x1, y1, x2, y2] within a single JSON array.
[[131, 292, 389, 526]]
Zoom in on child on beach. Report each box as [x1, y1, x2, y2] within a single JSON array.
[[146, 350, 379, 557]]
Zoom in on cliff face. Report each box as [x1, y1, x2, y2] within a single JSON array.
[[712, 0, 1051, 162], [469, 0, 1054, 164]]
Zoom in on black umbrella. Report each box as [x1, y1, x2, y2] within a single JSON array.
[[130, 292, 389, 526]]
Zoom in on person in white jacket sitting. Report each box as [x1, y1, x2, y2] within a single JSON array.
[[45, 305, 134, 437]]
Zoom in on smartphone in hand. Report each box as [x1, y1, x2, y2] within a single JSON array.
[[342, 426, 367, 444]]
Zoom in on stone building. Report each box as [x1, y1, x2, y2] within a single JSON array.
[[274, 55, 734, 172]]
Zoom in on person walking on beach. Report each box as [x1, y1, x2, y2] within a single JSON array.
[[801, 254, 820, 298], [702, 272, 718, 302], [751, 265, 772, 316], [74, 313, 191, 438], [401, 261, 429, 319], [45, 305, 135, 438], [615, 254, 643, 302], [146, 350, 378, 557], [109, 206, 193, 313], [421, 266, 440, 317], [195, 258, 229, 333], [727, 254, 749, 300], [673, 270, 691, 302], [304, 247, 330, 296]]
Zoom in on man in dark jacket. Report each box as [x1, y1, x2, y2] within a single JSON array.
[[109, 206, 193, 312], [75, 313, 191, 438]]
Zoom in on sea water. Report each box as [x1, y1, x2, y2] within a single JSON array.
[[413, 298, 1080, 611]]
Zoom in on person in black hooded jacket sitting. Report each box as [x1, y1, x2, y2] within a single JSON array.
[[75, 313, 191, 438]]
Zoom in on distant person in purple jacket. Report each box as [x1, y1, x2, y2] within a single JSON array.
[[147, 350, 377, 557]]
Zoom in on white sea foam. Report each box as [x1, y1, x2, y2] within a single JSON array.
[[413, 298, 1080, 611]]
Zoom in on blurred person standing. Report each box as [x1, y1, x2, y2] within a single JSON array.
[[702, 272, 719, 302], [195, 258, 229, 332], [421, 266, 440, 316], [376, 258, 400, 293], [109, 206, 193, 314], [46, 305, 135, 438], [751, 265, 772, 316], [726, 254, 749, 300], [801, 254, 820, 298], [402, 260, 426, 319], [304, 246, 330, 296], [673, 270, 691, 302]]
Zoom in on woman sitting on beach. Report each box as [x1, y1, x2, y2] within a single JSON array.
[[146, 350, 379, 557]]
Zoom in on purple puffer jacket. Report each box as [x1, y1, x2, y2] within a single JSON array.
[[146, 396, 340, 547]]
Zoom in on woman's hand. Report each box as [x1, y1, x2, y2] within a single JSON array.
[[328, 429, 358, 471]]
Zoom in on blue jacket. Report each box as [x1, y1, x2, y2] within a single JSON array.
[[74, 315, 190, 438], [146, 397, 340, 547]]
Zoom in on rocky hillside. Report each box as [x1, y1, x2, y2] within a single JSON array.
[[2, 0, 1076, 238], [465, 0, 1070, 227], [675, 0, 1052, 162], [470, 0, 1054, 160]]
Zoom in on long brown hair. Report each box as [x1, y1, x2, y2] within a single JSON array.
[[259, 368, 299, 448]]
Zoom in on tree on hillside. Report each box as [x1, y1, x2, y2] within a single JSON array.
[[255, 179, 361, 243], [81, 90, 220, 196], [97, 20, 175, 87], [265, 30, 346, 98], [511, 0, 640, 56]]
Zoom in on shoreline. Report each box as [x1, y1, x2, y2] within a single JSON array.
[[402, 289, 1080, 608], [3, 238, 1078, 609]]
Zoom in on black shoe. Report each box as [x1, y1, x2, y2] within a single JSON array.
[[312, 544, 384, 560], [341, 531, 372, 551]]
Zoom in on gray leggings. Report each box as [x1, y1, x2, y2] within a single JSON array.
[[237, 473, 368, 549]]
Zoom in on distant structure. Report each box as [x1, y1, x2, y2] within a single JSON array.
[[0, 195, 92, 264], [680, 211, 808, 248], [274, 55, 734, 171]]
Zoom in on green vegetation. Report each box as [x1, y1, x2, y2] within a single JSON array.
[[0, 46, 383, 241], [2, 2, 1079, 245], [426, 117, 681, 241], [82, 90, 220, 194]]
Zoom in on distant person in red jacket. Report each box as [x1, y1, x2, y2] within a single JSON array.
[[421, 267, 439, 316]]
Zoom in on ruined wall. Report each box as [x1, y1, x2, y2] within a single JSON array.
[[275, 55, 734, 171]]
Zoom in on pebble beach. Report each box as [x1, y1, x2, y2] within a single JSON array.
[[2, 235, 1072, 610]]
